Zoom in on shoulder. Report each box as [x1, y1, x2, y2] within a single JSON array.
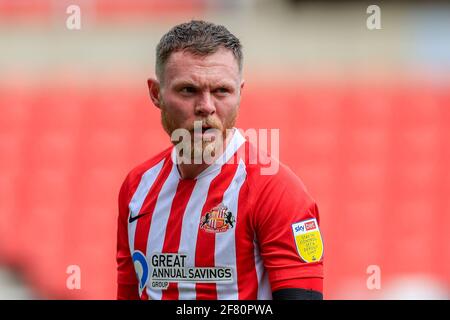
[[236, 140, 318, 233], [241, 141, 314, 208], [119, 146, 173, 198]]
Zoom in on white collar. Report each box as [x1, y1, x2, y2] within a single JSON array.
[[170, 127, 246, 180]]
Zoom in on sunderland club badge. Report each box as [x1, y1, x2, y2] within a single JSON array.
[[200, 203, 235, 233]]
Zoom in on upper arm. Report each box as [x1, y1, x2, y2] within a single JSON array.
[[251, 165, 324, 295]]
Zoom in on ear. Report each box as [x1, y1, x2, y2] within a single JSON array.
[[240, 79, 245, 93], [147, 78, 162, 109]]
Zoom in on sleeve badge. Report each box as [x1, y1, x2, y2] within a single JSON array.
[[291, 218, 324, 263]]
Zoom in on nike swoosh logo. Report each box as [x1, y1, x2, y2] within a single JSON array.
[[128, 212, 150, 223]]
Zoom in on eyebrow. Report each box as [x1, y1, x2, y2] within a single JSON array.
[[171, 80, 235, 89]]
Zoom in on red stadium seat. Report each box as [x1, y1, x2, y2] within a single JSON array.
[[0, 76, 449, 299]]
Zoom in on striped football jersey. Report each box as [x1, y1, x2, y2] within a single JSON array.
[[117, 128, 323, 300]]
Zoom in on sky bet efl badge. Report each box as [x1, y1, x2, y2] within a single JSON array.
[[291, 218, 323, 263]]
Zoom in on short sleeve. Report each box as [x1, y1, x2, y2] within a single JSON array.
[[250, 163, 324, 292]]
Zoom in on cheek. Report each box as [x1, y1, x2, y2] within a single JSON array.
[[162, 94, 194, 120], [215, 96, 239, 119]]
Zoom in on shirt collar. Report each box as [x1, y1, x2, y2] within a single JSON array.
[[170, 127, 246, 180]]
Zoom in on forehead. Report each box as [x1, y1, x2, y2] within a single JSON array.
[[163, 48, 240, 86]]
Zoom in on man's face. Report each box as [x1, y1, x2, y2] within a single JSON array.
[[153, 48, 243, 159]]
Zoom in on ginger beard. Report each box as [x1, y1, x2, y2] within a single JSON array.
[[160, 102, 238, 164]]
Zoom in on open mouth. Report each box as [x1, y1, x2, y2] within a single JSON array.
[[201, 126, 212, 133]]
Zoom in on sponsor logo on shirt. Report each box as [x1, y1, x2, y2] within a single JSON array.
[[199, 203, 235, 233], [132, 250, 149, 296], [149, 253, 233, 290]]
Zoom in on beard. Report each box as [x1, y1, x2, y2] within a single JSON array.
[[160, 101, 238, 163]]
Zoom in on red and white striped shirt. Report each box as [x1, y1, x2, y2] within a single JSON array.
[[117, 129, 323, 300]]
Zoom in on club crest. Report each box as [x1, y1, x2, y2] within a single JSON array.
[[200, 203, 235, 233]]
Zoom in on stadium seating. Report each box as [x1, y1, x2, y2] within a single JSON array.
[[0, 76, 448, 298]]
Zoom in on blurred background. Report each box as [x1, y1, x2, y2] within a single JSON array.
[[0, 0, 449, 299]]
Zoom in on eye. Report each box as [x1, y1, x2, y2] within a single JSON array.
[[215, 87, 230, 95], [180, 86, 196, 94]]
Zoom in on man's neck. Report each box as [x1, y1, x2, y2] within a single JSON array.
[[176, 128, 235, 180]]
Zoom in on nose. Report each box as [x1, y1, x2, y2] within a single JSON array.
[[194, 92, 215, 117]]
